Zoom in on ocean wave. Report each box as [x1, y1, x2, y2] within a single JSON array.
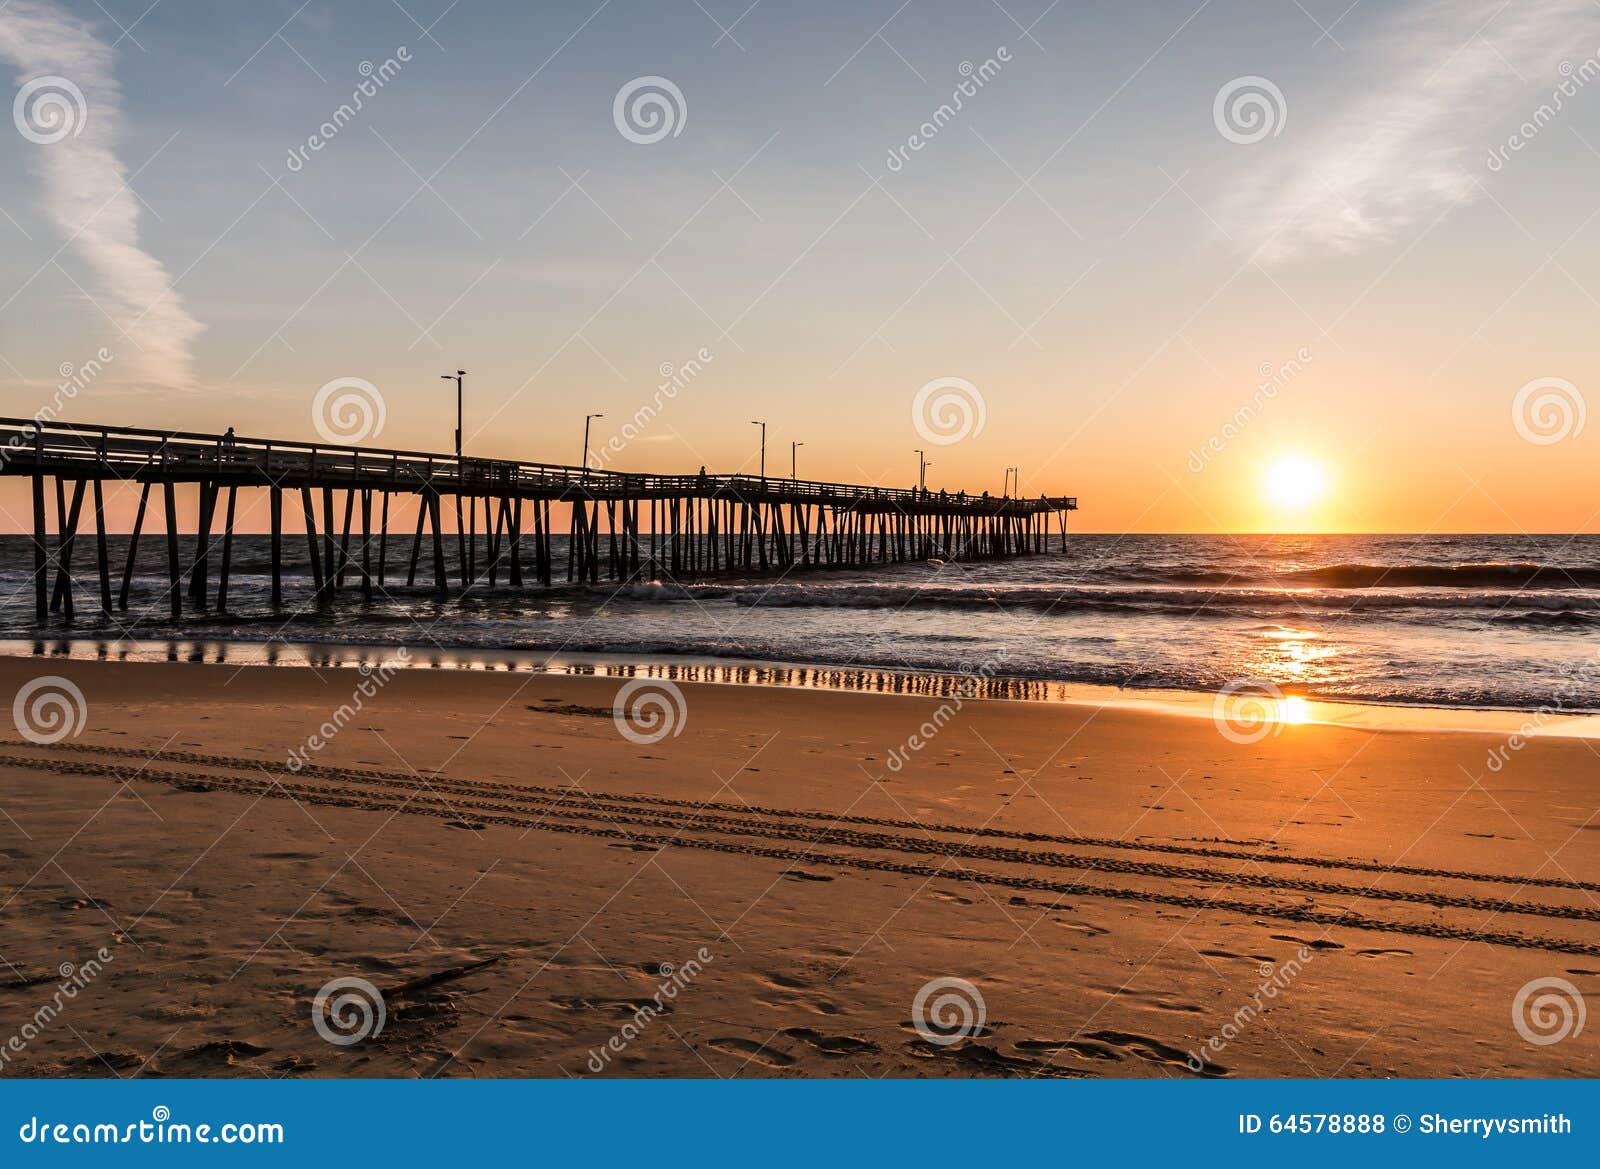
[[714, 581, 1600, 622], [1485, 609, 1600, 629], [1125, 561, 1600, 590]]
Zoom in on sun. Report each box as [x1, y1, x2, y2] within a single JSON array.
[[1265, 456, 1327, 510]]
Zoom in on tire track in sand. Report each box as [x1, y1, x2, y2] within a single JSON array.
[[4, 746, 1599, 956]]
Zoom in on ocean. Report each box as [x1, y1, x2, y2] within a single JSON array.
[[2, 532, 1597, 713]]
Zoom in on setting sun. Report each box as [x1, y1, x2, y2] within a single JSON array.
[[1266, 456, 1328, 510]]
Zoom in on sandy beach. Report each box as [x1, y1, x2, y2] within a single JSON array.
[[0, 654, 1595, 1079]]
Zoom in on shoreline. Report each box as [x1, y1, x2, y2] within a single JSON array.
[[4, 634, 1599, 741]]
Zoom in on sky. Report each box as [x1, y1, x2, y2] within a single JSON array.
[[0, 0, 1598, 533]]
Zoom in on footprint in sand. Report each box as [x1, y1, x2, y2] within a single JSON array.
[[550, 994, 671, 1019], [159, 1040, 273, 1075], [1015, 1037, 1122, 1063], [705, 1037, 796, 1067], [1053, 918, 1109, 937], [1086, 1029, 1225, 1076], [781, 1027, 877, 1056], [899, 1018, 995, 1040], [781, 869, 833, 883], [1356, 948, 1413, 959]]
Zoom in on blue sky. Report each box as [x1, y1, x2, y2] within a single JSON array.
[[1, 0, 1598, 531]]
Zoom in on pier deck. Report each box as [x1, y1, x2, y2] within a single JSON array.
[[1, 418, 1077, 620]]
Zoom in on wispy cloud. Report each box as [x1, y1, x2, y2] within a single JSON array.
[[0, 0, 204, 387], [1231, 0, 1600, 263]]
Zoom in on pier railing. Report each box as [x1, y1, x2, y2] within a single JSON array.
[[0, 417, 1074, 515], [1, 416, 1078, 620]]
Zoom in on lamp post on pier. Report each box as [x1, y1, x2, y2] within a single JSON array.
[[791, 440, 804, 479], [582, 413, 604, 478], [440, 370, 465, 457], [751, 420, 766, 481]]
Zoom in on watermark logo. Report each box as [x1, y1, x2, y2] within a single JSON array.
[[1487, 51, 1600, 172], [1512, 976, 1586, 1046], [1188, 948, 1314, 1073], [0, 347, 114, 471], [613, 76, 686, 144], [912, 376, 986, 446], [590, 347, 714, 469], [1512, 377, 1584, 445], [14, 75, 87, 145], [1484, 649, 1600, 773], [884, 48, 1011, 173], [311, 975, 386, 1046], [0, 946, 113, 1068], [13, 676, 87, 744], [1211, 678, 1286, 745], [911, 976, 986, 1046], [283, 48, 411, 173], [312, 377, 387, 444], [1213, 76, 1286, 145], [875, 654, 1007, 776], [584, 947, 714, 1073], [613, 679, 687, 745], [1186, 348, 1312, 473], [286, 654, 408, 772]]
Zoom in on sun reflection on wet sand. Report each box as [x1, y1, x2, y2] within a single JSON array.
[[1278, 695, 1311, 724]]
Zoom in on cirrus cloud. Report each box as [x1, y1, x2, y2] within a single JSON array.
[[1232, 0, 1600, 263], [0, 0, 204, 388]]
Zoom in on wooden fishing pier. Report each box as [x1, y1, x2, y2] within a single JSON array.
[[0, 418, 1077, 621]]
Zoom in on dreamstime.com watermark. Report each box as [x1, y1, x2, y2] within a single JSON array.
[[12, 676, 88, 745], [312, 376, 387, 444], [1486, 49, 1600, 172], [872, 653, 1008, 777], [1187, 946, 1315, 1073], [283, 48, 411, 173], [0, 349, 114, 469], [911, 976, 987, 1046], [584, 947, 714, 1073], [13, 74, 87, 144], [912, 376, 986, 446], [590, 348, 714, 469], [16, 1107, 283, 1146], [1211, 677, 1288, 745], [311, 975, 387, 1046], [613, 76, 686, 144], [612, 679, 688, 745], [883, 48, 1011, 173], [1213, 75, 1286, 144], [286, 653, 409, 772], [1511, 377, 1584, 445], [0, 947, 113, 1071], [1186, 347, 1312, 473], [1483, 649, 1600, 773], [1511, 976, 1586, 1046]]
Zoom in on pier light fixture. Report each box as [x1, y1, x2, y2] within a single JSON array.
[[583, 413, 604, 478], [441, 370, 465, 458]]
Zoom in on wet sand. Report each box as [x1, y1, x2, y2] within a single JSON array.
[[0, 655, 1595, 1078]]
